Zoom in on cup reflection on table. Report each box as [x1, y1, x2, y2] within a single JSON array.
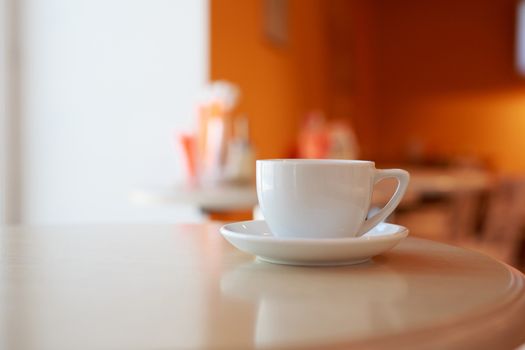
[[220, 260, 409, 347]]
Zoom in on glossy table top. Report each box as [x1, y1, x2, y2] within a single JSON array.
[[1, 223, 524, 350]]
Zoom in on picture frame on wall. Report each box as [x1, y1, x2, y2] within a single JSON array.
[[263, 0, 288, 46]]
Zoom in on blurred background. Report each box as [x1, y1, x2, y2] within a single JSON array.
[[1, 0, 524, 268]]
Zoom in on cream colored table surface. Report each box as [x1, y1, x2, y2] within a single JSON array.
[[1, 224, 524, 350]]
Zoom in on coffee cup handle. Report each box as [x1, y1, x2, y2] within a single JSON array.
[[356, 169, 410, 237]]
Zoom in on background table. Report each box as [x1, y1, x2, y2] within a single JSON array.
[[372, 166, 493, 206], [131, 167, 492, 214], [1, 224, 524, 350], [130, 184, 258, 212]]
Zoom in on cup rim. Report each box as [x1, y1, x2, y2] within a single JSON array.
[[256, 159, 375, 166]]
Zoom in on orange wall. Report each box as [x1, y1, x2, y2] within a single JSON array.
[[211, 0, 379, 159], [322, 0, 379, 158], [210, 0, 330, 159], [212, 0, 525, 173], [377, 91, 525, 172], [374, 0, 525, 173]]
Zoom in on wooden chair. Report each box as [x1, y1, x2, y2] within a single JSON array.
[[395, 188, 482, 243], [454, 177, 525, 267]]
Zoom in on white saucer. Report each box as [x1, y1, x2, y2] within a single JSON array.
[[220, 220, 409, 266]]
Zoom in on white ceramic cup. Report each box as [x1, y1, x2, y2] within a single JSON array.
[[256, 159, 409, 239]]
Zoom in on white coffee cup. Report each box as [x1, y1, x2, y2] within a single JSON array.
[[256, 159, 409, 239]]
